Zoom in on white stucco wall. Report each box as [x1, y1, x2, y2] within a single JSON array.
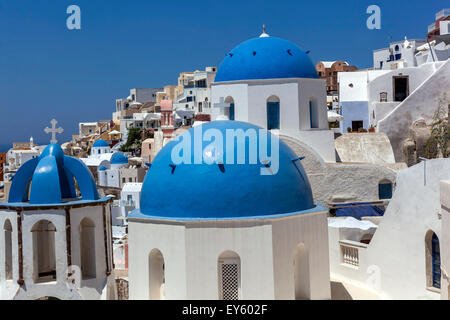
[[440, 180, 450, 300], [211, 78, 335, 162], [377, 60, 450, 162], [128, 210, 330, 300], [329, 159, 450, 299], [0, 203, 116, 300]]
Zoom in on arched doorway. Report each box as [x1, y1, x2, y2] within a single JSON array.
[[218, 251, 241, 300], [32, 220, 56, 282], [225, 97, 235, 121], [80, 217, 96, 279], [148, 249, 165, 300], [293, 243, 310, 300], [4, 219, 13, 280], [267, 95, 280, 130], [425, 231, 441, 290]]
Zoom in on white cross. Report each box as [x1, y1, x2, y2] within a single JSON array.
[[44, 119, 64, 144], [214, 97, 230, 110], [213, 97, 232, 120]]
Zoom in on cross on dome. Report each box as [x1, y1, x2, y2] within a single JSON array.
[[259, 24, 270, 38], [44, 119, 64, 144]]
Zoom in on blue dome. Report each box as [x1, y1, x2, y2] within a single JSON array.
[[7, 144, 99, 205], [111, 153, 128, 164], [215, 36, 318, 82], [99, 166, 107, 171], [139, 121, 315, 220], [93, 139, 109, 148]]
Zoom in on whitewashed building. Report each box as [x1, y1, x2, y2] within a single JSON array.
[[128, 121, 331, 300], [338, 51, 450, 161], [0, 144, 116, 300], [328, 158, 450, 300], [210, 31, 335, 163]]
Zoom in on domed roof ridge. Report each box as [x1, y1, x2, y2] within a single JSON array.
[[215, 36, 317, 82], [111, 153, 128, 164], [6, 144, 99, 205], [139, 121, 315, 219], [93, 139, 109, 148]]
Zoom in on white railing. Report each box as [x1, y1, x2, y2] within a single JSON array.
[[121, 199, 135, 207], [340, 240, 367, 267], [436, 9, 450, 21]]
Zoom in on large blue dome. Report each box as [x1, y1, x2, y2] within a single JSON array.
[[138, 121, 315, 220], [215, 36, 318, 82]]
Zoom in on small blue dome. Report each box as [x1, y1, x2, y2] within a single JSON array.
[[139, 121, 315, 219], [99, 166, 107, 171], [111, 153, 128, 164], [215, 36, 318, 82], [93, 139, 109, 148], [7, 144, 99, 205]]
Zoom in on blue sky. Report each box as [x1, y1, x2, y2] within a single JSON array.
[[0, 0, 446, 150]]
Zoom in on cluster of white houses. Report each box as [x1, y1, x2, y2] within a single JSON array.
[[0, 13, 449, 299]]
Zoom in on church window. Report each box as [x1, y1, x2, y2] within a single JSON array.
[[4, 219, 13, 280], [294, 243, 310, 300], [149, 249, 165, 300], [267, 95, 280, 130], [378, 180, 393, 199], [426, 231, 441, 290], [218, 251, 241, 300], [32, 220, 56, 283], [80, 217, 96, 279]]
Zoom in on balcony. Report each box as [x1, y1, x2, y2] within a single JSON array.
[[340, 240, 368, 268], [121, 199, 136, 207]]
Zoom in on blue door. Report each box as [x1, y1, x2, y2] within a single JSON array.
[[378, 183, 393, 200], [432, 233, 441, 289], [267, 102, 280, 130], [229, 103, 235, 121]]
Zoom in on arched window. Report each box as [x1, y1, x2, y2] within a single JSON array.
[[149, 249, 165, 300], [218, 251, 241, 300], [378, 180, 393, 200], [31, 220, 56, 283], [293, 243, 310, 300], [267, 95, 280, 130], [225, 97, 235, 121], [4, 219, 13, 280], [425, 231, 441, 290], [309, 97, 319, 129], [80, 217, 96, 279]]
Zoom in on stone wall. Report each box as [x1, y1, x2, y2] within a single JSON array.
[[116, 278, 129, 300], [280, 135, 400, 207]]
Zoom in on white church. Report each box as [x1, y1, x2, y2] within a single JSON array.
[[127, 121, 331, 300], [0, 144, 116, 300], [210, 29, 335, 163]]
